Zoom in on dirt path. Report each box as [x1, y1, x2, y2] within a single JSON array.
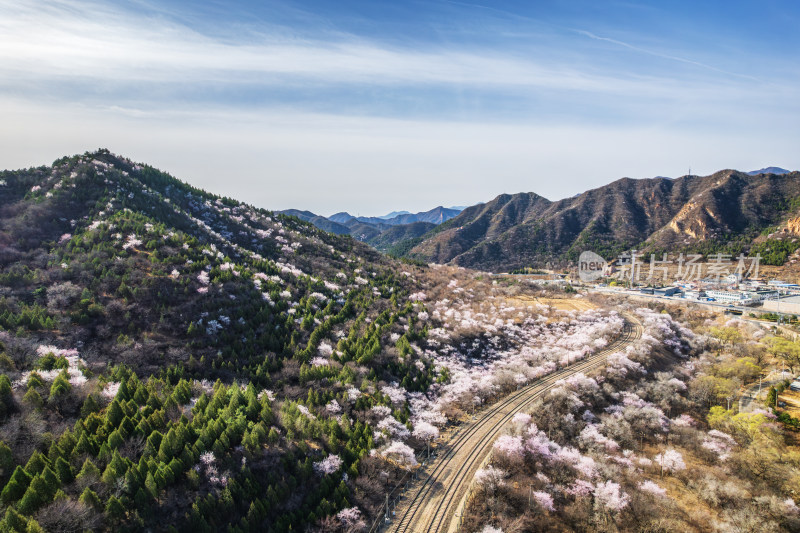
[[383, 313, 643, 533]]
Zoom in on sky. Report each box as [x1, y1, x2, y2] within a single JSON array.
[[1, 0, 798, 216]]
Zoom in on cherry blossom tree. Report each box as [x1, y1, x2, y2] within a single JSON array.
[[474, 466, 507, 493], [638, 480, 667, 497], [412, 421, 439, 457], [381, 441, 418, 470], [654, 448, 686, 476], [336, 507, 366, 530], [377, 416, 410, 440], [594, 480, 629, 512], [532, 490, 555, 512], [493, 435, 524, 464], [313, 454, 343, 476]]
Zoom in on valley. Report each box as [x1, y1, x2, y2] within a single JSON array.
[[0, 152, 798, 533]]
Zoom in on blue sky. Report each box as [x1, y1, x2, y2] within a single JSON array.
[[1, 0, 798, 215]]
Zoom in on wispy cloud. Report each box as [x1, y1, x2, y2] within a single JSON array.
[[0, 0, 797, 215], [574, 29, 760, 82], [0, 0, 771, 103]]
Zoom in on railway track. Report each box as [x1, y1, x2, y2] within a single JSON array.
[[384, 312, 643, 533]]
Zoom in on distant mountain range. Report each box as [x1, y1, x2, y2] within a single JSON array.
[[276, 166, 800, 271], [279, 205, 465, 252], [403, 168, 800, 271]]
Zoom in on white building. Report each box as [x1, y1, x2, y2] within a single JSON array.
[[684, 290, 705, 300], [705, 290, 754, 305]]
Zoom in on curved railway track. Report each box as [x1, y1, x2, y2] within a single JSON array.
[[385, 312, 643, 533]]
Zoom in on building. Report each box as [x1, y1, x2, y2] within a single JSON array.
[[725, 273, 742, 286], [704, 290, 751, 303], [654, 287, 681, 297], [751, 290, 780, 301]]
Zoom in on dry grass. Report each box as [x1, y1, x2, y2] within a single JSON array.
[[779, 389, 800, 418], [509, 295, 597, 312]]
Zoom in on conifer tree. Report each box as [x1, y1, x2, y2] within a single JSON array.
[[54, 456, 73, 484], [105, 495, 126, 521], [101, 451, 127, 485], [0, 440, 14, 484], [76, 458, 101, 485], [78, 487, 101, 510], [1, 466, 32, 505]]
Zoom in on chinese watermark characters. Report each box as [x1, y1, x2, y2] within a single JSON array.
[[589, 251, 761, 283]]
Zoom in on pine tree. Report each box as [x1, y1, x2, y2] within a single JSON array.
[[107, 399, 124, 427], [78, 487, 101, 510], [134, 487, 149, 508], [80, 394, 100, 417], [54, 457, 73, 484], [25, 519, 45, 533], [101, 451, 127, 485], [22, 387, 42, 409], [25, 373, 44, 390], [105, 495, 126, 521], [0, 440, 14, 484], [0, 466, 32, 505], [0, 375, 14, 418], [17, 467, 58, 515], [108, 429, 124, 450], [24, 451, 48, 476], [74, 433, 95, 455], [2, 507, 28, 532], [48, 371, 71, 403], [145, 471, 158, 500], [76, 458, 101, 484]]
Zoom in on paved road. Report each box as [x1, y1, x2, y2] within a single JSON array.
[[384, 313, 644, 533], [739, 371, 794, 412]]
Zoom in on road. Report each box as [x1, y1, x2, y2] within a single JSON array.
[[384, 312, 644, 533], [739, 370, 794, 412]]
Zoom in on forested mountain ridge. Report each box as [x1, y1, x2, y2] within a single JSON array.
[[406, 169, 800, 271], [0, 149, 671, 532], [0, 149, 443, 531]]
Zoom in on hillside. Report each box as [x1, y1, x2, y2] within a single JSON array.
[[406, 170, 800, 272], [1, 150, 789, 532], [0, 150, 441, 531], [0, 150, 649, 532]]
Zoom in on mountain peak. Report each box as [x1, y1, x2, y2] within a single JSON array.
[[377, 210, 411, 220], [747, 166, 791, 175], [327, 211, 355, 223]]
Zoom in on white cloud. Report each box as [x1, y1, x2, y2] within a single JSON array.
[[0, 0, 798, 216], [1, 98, 797, 216], [0, 0, 775, 99]]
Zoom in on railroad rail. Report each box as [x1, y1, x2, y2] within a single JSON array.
[[381, 312, 643, 533]]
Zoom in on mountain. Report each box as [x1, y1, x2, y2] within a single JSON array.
[[377, 210, 411, 220], [367, 221, 436, 255], [748, 167, 791, 175], [406, 169, 800, 271], [349, 206, 462, 227], [279, 205, 464, 253], [327, 211, 355, 223], [307, 215, 351, 235], [0, 149, 441, 531], [278, 208, 316, 222]]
